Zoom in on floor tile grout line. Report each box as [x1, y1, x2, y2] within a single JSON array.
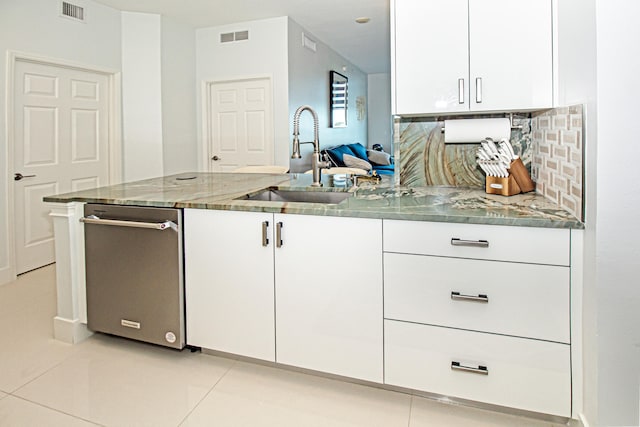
[[7, 346, 79, 396], [8, 394, 105, 426], [175, 356, 239, 426]]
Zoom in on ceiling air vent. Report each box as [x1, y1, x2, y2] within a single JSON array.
[[61, 1, 85, 21], [220, 31, 249, 43]]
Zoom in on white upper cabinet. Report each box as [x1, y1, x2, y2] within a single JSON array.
[[393, 0, 470, 115], [392, 0, 553, 115]]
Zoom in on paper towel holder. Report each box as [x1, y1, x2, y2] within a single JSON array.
[[440, 113, 523, 133]]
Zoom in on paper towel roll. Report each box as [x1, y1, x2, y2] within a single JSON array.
[[443, 118, 511, 143]]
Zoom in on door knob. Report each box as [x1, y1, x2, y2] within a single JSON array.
[[14, 173, 36, 181], [211, 155, 221, 161]]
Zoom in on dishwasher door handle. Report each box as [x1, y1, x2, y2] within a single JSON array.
[[80, 215, 177, 231]]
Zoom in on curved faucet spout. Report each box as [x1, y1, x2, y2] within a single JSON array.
[[291, 105, 330, 187]]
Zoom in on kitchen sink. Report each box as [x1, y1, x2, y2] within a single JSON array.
[[236, 188, 352, 204]]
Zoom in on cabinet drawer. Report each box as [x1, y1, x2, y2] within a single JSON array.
[[384, 320, 571, 417], [383, 220, 570, 266], [384, 253, 570, 343]]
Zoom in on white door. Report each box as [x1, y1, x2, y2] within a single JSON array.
[[13, 60, 110, 274], [207, 78, 274, 171]]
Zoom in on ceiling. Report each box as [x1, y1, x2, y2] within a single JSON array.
[[91, 0, 391, 74]]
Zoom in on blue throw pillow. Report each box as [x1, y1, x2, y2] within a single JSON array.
[[325, 145, 355, 166], [346, 143, 369, 161]]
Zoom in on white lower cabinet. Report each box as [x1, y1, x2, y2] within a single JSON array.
[[184, 209, 383, 382], [274, 214, 383, 383], [184, 209, 275, 361], [185, 211, 573, 417], [384, 320, 571, 417], [382, 219, 573, 417], [384, 253, 570, 343]]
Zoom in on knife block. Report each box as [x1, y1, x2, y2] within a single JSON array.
[[486, 175, 521, 196], [508, 158, 535, 193]]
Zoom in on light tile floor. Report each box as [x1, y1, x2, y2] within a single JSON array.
[[0, 265, 569, 426]]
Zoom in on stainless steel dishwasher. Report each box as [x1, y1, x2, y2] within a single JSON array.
[[81, 203, 185, 349]]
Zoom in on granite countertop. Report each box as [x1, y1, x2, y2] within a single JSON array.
[[43, 172, 584, 229]]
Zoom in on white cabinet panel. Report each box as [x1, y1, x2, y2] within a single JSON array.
[[392, 0, 552, 115], [274, 214, 383, 383], [393, 0, 469, 115], [384, 320, 571, 417], [383, 220, 570, 266], [469, 0, 552, 111], [384, 253, 570, 342], [184, 209, 275, 361]]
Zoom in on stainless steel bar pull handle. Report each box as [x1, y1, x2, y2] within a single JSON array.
[[276, 222, 283, 248], [450, 238, 489, 248], [475, 77, 482, 103], [451, 291, 489, 303], [80, 215, 176, 231], [458, 78, 465, 104], [451, 361, 489, 375], [262, 221, 270, 247]]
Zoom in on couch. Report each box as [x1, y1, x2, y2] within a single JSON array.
[[321, 143, 394, 175]]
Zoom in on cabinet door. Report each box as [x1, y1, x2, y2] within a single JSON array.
[[274, 214, 383, 382], [184, 209, 275, 361], [469, 0, 552, 111], [393, 0, 469, 115]]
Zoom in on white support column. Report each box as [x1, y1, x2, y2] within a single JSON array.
[[571, 229, 585, 420], [47, 201, 92, 343]]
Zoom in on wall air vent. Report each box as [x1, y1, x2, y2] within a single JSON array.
[[61, 1, 85, 21], [220, 32, 234, 43], [302, 33, 317, 52], [220, 31, 250, 43], [234, 31, 249, 41]]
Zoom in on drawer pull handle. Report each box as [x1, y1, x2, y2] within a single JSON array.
[[450, 238, 489, 248], [451, 292, 489, 303], [451, 361, 489, 375]]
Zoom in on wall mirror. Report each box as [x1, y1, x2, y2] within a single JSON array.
[[330, 70, 348, 128]]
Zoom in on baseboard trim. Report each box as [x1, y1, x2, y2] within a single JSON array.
[[53, 316, 93, 344], [0, 265, 16, 286], [578, 412, 591, 427]]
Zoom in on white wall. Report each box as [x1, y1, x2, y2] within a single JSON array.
[[0, 0, 121, 284], [595, 1, 640, 425], [367, 73, 393, 153], [121, 12, 164, 182], [554, 0, 598, 423], [287, 18, 368, 167], [195, 17, 290, 170], [161, 16, 197, 175]]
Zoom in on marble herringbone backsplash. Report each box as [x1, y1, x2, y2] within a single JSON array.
[[531, 105, 584, 221]]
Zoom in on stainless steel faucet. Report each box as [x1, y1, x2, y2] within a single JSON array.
[[291, 105, 331, 187]]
